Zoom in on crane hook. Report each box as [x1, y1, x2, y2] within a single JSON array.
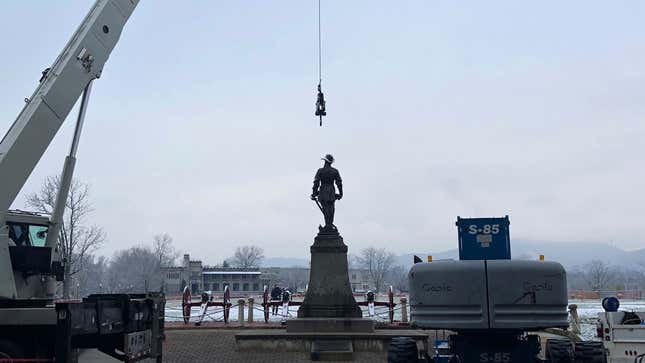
[[315, 83, 326, 126]]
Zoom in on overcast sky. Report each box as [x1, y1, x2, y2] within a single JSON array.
[[1, 1, 643, 265]]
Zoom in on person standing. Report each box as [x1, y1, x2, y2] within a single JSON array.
[[366, 290, 376, 317], [281, 289, 291, 320], [270, 284, 282, 316]]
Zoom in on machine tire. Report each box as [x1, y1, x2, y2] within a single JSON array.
[[546, 339, 574, 363], [387, 337, 420, 363], [0, 340, 24, 362], [574, 341, 606, 363]]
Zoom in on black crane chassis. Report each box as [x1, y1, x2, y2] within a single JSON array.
[[0, 293, 165, 363]]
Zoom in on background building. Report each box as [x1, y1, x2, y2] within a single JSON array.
[[349, 269, 371, 292], [162, 254, 268, 296], [161, 254, 373, 296], [202, 268, 267, 294]]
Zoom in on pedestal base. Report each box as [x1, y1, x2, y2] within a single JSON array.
[[287, 318, 375, 333], [311, 340, 353, 361], [235, 329, 431, 358], [297, 229, 362, 319]]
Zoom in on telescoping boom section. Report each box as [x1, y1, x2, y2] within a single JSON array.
[[0, 2, 167, 362], [0, 0, 139, 299]]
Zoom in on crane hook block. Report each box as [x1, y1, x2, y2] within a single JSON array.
[[315, 84, 326, 126]]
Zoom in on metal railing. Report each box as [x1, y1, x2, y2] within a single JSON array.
[[176, 285, 407, 325]]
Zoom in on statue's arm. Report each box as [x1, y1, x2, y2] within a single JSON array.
[[336, 171, 343, 198], [311, 170, 321, 197]]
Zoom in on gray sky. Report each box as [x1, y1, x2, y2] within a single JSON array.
[[1, 1, 643, 265]]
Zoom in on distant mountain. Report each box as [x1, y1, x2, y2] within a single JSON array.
[[264, 241, 644, 271], [394, 250, 457, 268], [263, 256, 308, 268], [393, 240, 645, 271]]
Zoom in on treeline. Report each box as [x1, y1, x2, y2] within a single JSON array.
[[206, 244, 409, 294], [66, 234, 179, 297], [350, 247, 408, 293], [567, 260, 645, 292], [26, 176, 182, 298]]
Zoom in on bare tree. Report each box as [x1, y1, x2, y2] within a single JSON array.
[[106, 246, 161, 293], [75, 254, 108, 296], [26, 176, 105, 298], [387, 265, 409, 293], [347, 254, 358, 269], [583, 260, 614, 292], [230, 245, 265, 268], [277, 268, 309, 292], [356, 247, 395, 293], [153, 233, 180, 267]]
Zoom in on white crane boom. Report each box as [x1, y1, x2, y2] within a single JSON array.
[[0, 0, 139, 298]]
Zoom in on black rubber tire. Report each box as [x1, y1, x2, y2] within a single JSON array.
[[574, 341, 607, 363], [388, 337, 419, 363], [0, 340, 24, 363], [546, 338, 574, 363]]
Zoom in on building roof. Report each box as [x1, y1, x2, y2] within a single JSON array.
[[202, 271, 262, 275]]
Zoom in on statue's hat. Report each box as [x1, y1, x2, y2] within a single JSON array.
[[321, 154, 334, 164]]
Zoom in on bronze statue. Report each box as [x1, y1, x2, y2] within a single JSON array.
[[311, 154, 343, 230], [315, 84, 326, 126]]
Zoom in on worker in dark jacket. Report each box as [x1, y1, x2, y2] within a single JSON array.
[[270, 284, 282, 315], [311, 154, 343, 229]]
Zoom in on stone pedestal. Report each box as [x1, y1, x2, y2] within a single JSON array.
[[296, 228, 362, 319], [286, 318, 374, 333]]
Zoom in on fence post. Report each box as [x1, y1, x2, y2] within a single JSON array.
[[388, 286, 395, 323], [263, 286, 270, 323], [238, 299, 246, 326], [400, 297, 408, 323], [248, 297, 254, 323]]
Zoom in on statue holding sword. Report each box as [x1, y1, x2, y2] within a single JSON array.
[[311, 154, 343, 231]]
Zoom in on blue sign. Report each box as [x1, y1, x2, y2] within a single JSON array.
[[456, 216, 511, 260]]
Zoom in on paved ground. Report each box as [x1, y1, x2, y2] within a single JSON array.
[[79, 329, 394, 363], [166, 329, 387, 363]]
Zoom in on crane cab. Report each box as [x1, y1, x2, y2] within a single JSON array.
[[5, 210, 63, 298], [6, 210, 49, 247]]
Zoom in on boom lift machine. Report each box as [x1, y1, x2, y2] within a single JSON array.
[[389, 216, 606, 362], [0, 1, 164, 361]]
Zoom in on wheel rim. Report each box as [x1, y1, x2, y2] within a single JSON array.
[[263, 285, 269, 322], [223, 286, 230, 323], [182, 286, 191, 324]]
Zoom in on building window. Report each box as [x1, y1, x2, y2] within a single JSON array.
[[352, 274, 357, 280], [243, 283, 249, 291], [253, 283, 259, 291], [233, 283, 239, 291], [213, 283, 219, 291]]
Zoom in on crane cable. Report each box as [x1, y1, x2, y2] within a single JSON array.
[[318, 0, 322, 85], [314, 0, 327, 126]]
